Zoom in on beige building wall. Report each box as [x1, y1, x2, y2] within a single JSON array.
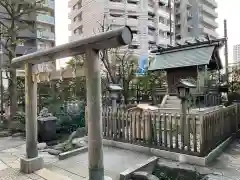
[[68, 0, 173, 57]]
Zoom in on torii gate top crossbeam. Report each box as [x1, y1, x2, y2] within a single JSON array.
[[11, 26, 132, 68]]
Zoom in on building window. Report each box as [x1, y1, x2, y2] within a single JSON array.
[[110, 13, 122, 17], [73, 29, 78, 34], [17, 41, 24, 46], [79, 26, 83, 34], [78, 12, 82, 21], [110, 25, 122, 30], [128, 0, 137, 4], [38, 43, 46, 49], [74, 25, 83, 35], [159, 16, 165, 24], [159, 30, 164, 36], [132, 30, 138, 34], [128, 45, 138, 49], [74, 12, 82, 22], [110, 0, 122, 2], [148, 29, 155, 36], [148, 43, 156, 50], [128, 15, 138, 19], [77, 0, 82, 9]]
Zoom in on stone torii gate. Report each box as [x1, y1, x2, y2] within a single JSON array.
[[11, 26, 132, 180]]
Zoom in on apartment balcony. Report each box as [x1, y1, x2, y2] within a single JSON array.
[[148, 20, 155, 29], [175, 0, 181, 4], [187, 11, 193, 19], [69, 34, 84, 42], [202, 16, 218, 28], [202, 4, 218, 18], [159, 0, 168, 5], [158, 37, 170, 45], [158, 8, 173, 19], [18, 29, 36, 39], [37, 31, 55, 41], [131, 34, 140, 45], [127, 18, 138, 26], [110, 17, 125, 26], [148, 34, 155, 42], [68, 0, 80, 8], [148, 6, 155, 15], [109, 1, 124, 11], [132, 34, 138, 42], [202, 27, 218, 39], [68, 8, 81, 19], [43, 0, 54, 10], [127, 3, 139, 12], [36, 14, 55, 25], [175, 20, 181, 26], [175, 8, 181, 15], [15, 46, 37, 56], [159, 22, 170, 32], [202, 0, 218, 8]]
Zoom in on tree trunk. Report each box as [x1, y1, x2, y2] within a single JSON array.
[[9, 68, 17, 128], [8, 28, 17, 129]]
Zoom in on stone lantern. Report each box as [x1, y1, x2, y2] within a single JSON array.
[[176, 79, 196, 147], [176, 79, 196, 99], [108, 84, 123, 112]]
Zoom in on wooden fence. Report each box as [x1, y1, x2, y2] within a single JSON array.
[[200, 104, 240, 155], [100, 104, 240, 157]]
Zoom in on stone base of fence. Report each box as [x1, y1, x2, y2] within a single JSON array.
[[83, 136, 234, 166]]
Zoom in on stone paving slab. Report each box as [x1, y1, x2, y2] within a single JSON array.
[[35, 168, 72, 180], [0, 137, 25, 151], [2, 137, 240, 180], [0, 168, 43, 180], [50, 146, 151, 180], [45, 165, 86, 180]]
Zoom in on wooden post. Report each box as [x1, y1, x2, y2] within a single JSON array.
[[224, 19, 229, 88], [112, 98, 117, 139], [25, 63, 38, 158], [85, 49, 104, 180], [20, 63, 43, 174], [199, 113, 205, 156], [181, 98, 188, 148]]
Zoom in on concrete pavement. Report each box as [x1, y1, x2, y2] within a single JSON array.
[[1, 136, 240, 179], [47, 146, 151, 180], [0, 137, 151, 180]]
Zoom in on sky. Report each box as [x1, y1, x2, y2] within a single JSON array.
[[55, 0, 238, 68]]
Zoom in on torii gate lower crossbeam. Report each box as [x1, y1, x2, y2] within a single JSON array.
[[11, 26, 132, 180]]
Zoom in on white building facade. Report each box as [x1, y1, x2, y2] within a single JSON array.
[[68, 0, 173, 57], [233, 44, 240, 63], [175, 0, 218, 40]]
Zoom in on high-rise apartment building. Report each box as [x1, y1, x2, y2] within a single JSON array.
[[233, 44, 240, 63], [175, 0, 218, 40], [68, 0, 173, 56], [0, 0, 55, 65]]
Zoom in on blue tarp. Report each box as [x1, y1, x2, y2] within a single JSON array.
[[136, 55, 148, 76]]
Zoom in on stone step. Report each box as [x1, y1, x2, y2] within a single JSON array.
[[165, 99, 181, 104], [164, 104, 181, 108], [159, 108, 180, 114], [167, 96, 179, 100], [35, 168, 72, 180]]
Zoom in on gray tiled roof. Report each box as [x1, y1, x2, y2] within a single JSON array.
[[148, 46, 215, 71]]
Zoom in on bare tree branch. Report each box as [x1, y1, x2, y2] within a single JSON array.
[[0, 1, 12, 17]]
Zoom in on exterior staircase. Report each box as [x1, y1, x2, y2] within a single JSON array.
[[164, 96, 181, 109], [160, 95, 181, 113]]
